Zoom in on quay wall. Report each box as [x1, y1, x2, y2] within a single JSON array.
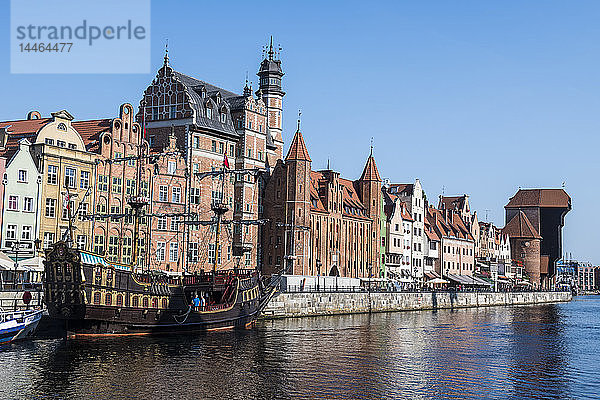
[[260, 291, 572, 319]]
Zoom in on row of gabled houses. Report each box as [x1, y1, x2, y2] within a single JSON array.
[[382, 184, 512, 289], [0, 41, 571, 290]]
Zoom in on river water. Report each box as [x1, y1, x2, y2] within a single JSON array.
[[0, 296, 598, 400]]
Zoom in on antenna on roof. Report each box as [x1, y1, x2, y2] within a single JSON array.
[[484, 209, 490, 222], [441, 186, 445, 196], [562, 181, 566, 188], [327, 159, 330, 170], [297, 109, 301, 131], [277, 43, 282, 60]]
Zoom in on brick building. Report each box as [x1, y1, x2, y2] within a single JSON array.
[[136, 43, 284, 271], [504, 188, 571, 288], [262, 127, 382, 278]]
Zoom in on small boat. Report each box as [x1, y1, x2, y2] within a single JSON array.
[[0, 308, 43, 344]]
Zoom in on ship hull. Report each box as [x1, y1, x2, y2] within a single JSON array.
[[44, 242, 263, 337]]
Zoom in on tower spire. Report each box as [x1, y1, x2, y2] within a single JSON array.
[[243, 71, 252, 96], [268, 36, 274, 60], [370, 137, 374, 157], [164, 39, 169, 67], [297, 109, 301, 131]]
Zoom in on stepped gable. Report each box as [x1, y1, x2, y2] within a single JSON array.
[[506, 189, 571, 209], [309, 171, 326, 212], [503, 210, 542, 239], [285, 129, 311, 162]]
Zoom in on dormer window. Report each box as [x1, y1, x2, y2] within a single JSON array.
[[220, 112, 226, 123], [57, 122, 67, 131], [216, 93, 221, 104], [206, 107, 212, 119]]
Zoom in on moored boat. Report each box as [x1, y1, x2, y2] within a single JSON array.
[[0, 308, 43, 344], [44, 242, 266, 337]]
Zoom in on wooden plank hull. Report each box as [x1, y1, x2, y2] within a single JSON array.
[[44, 242, 262, 337]]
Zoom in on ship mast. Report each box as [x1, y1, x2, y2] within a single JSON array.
[[212, 164, 228, 276]]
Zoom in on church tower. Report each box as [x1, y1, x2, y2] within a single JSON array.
[[357, 148, 382, 277], [257, 36, 285, 165]]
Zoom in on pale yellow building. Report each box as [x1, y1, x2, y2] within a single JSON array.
[[30, 110, 97, 250]]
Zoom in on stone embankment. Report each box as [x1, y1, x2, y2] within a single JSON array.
[[261, 291, 572, 319]]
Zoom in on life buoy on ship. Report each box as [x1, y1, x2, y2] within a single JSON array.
[[22, 291, 32, 305]]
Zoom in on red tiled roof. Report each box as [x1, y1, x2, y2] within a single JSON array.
[[285, 129, 311, 162], [399, 202, 413, 221], [503, 211, 542, 239], [388, 183, 413, 196], [0, 118, 50, 160], [439, 195, 468, 212], [72, 119, 112, 153], [505, 189, 571, 209], [359, 154, 381, 181]]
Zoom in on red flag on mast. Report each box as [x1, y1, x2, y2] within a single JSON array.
[[223, 150, 230, 169]]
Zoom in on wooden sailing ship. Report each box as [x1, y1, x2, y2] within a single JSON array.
[[43, 148, 276, 337]]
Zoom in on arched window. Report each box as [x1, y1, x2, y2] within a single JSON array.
[[132, 296, 139, 307], [93, 292, 101, 305], [105, 293, 112, 306], [152, 298, 158, 309], [57, 122, 67, 131], [116, 294, 123, 307], [143, 297, 149, 308], [161, 298, 168, 309]]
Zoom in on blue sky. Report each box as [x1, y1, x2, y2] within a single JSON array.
[[1, 1, 599, 263]]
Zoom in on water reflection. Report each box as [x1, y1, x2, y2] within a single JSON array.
[[0, 298, 598, 400]]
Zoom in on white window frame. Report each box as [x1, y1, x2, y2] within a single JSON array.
[[17, 169, 27, 183], [6, 224, 17, 240], [172, 187, 181, 203], [159, 186, 168, 202], [23, 197, 33, 212], [64, 167, 77, 188], [80, 171, 89, 189], [156, 242, 166, 261], [169, 242, 178, 263], [21, 225, 32, 240], [7, 195, 18, 211]]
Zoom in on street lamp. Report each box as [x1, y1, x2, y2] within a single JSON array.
[[316, 260, 322, 292]]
